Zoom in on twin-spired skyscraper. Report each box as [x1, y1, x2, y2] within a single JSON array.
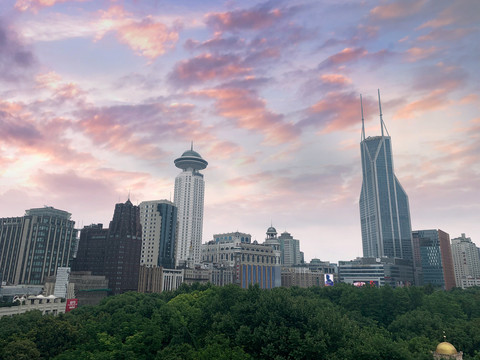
[[359, 91, 413, 261], [174, 145, 208, 267]]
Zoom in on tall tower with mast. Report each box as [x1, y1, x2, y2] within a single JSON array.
[[359, 91, 413, 261], [173, 143, 208, 267]]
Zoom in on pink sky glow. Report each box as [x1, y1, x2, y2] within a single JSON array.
[[0, 0, 479, 263]]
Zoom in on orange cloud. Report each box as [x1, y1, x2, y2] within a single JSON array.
[[195, 88, 299, 145], [370, 0, 427, 20], [206, 6, 284, 32]]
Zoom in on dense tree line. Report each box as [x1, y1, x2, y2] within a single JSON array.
[[1, 284, 480, 359]]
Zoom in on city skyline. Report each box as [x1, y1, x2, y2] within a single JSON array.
[[0, 0, 479, 263]]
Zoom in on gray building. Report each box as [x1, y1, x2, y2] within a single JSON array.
[[338, 257, 414, 287], [278, 231, 303, 266], [0, 207, 77, 285], [451, 233, 480, 288], [359, 92, 413, 261]]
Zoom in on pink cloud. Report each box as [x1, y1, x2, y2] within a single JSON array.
[[370, 0, 427, 20], [319, 48, 368, 69], [320, 74, 352, 86], [405, 46, 439, 62], [169, 53, 251, 86], [418, 1, 480, 29], [96, 6, 179, 59], [194, 87, 299, 145], [15, 0, 89, 12], [206, 6, 285, 32], [394, 89, 449, 119], [417, 28, 472, 42], [302, 92, 370, 133]]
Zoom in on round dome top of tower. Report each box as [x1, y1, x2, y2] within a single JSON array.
[[174, 148, 208, 171]]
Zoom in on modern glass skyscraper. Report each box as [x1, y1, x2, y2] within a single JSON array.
[[174, 145, 208, 267], [359, 92, 413, 261]]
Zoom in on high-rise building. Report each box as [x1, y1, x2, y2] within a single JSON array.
[[139, 200, 178, 269], [359, 92, 413, 261], [278, 231, 302, 266], [0, 207, 77, 285], [104, 199, 142, 294], [173, 145, 208, 267], [412, 229, 456, 290], [451, 233, 480, 288], [72, 224, 108, 275]]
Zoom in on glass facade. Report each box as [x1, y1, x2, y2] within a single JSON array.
[[359, 133, 413, 261]]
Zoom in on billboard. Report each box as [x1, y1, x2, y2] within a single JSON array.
[[324, 274, 334, 286], [353, 280, 379, 287], [65, 298, 78, 312]]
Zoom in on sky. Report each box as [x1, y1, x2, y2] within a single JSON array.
[[0, 0, 479, 263]]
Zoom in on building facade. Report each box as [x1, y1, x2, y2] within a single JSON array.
[[281, 267, 324, 288], [174, 146, 208, 267], [104, 199, 142, 295], [137, 266, 183, 293], [72, 223, 108, 275], [278, 231, 303, 266], [359, 93, 413, 261], [139, 200, 178, 269], [0, 207, 77, 285], [338, 257, 414, 287], [451, 233, 480, 288], [412, 229, 455, 290]]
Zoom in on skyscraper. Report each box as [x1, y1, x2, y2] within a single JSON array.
[[139, 200, 178, 269], [359, 91, 413, 261], [104, 199, 142, 294], [0, 207, 76, 285], [174, 145, 208, 267]]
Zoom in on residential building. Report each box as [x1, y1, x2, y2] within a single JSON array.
[[412, 229, 455, 289], [359, 92, 413, 261], [0, 207, 76, 285], [139, 200, 178, 269], [174, 145, 208, 267], [451, 233, 480, 288]]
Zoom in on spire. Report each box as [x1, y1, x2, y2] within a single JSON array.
[[191, 141, 193, 151], [378, 89, 390, 137], [360, 94, 365, 141]]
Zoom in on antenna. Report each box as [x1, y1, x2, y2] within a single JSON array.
[[191, 141, 193, 151], [360, 94, 365, 141], [378, 89, 384, 137]]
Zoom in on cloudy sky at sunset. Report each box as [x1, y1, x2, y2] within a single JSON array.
[[1, 0, 479, 263]]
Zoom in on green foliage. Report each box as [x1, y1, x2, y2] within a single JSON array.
[[1, 285, 480, 359]]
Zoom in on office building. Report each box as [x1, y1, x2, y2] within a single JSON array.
[[451, 233, 480, 288], [137, 266, 183, 293], [278, 231, 303, 266], [72, 224, 108, 275], [281, 267, 324, 288], [0, 206, 77, 285], [359, 92, 413, 261], [412, 229, 455, 290], [104, 199, 142, 294], [139, 200, 178, 269], [338, 257, 414, 287], [201, 230, 281, 289], [174, 145, 208, 267]]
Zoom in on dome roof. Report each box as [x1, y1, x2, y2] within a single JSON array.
[[181, 149, 203, 158], [267, 226, 277, 233], [435, 342, 457, 355]]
